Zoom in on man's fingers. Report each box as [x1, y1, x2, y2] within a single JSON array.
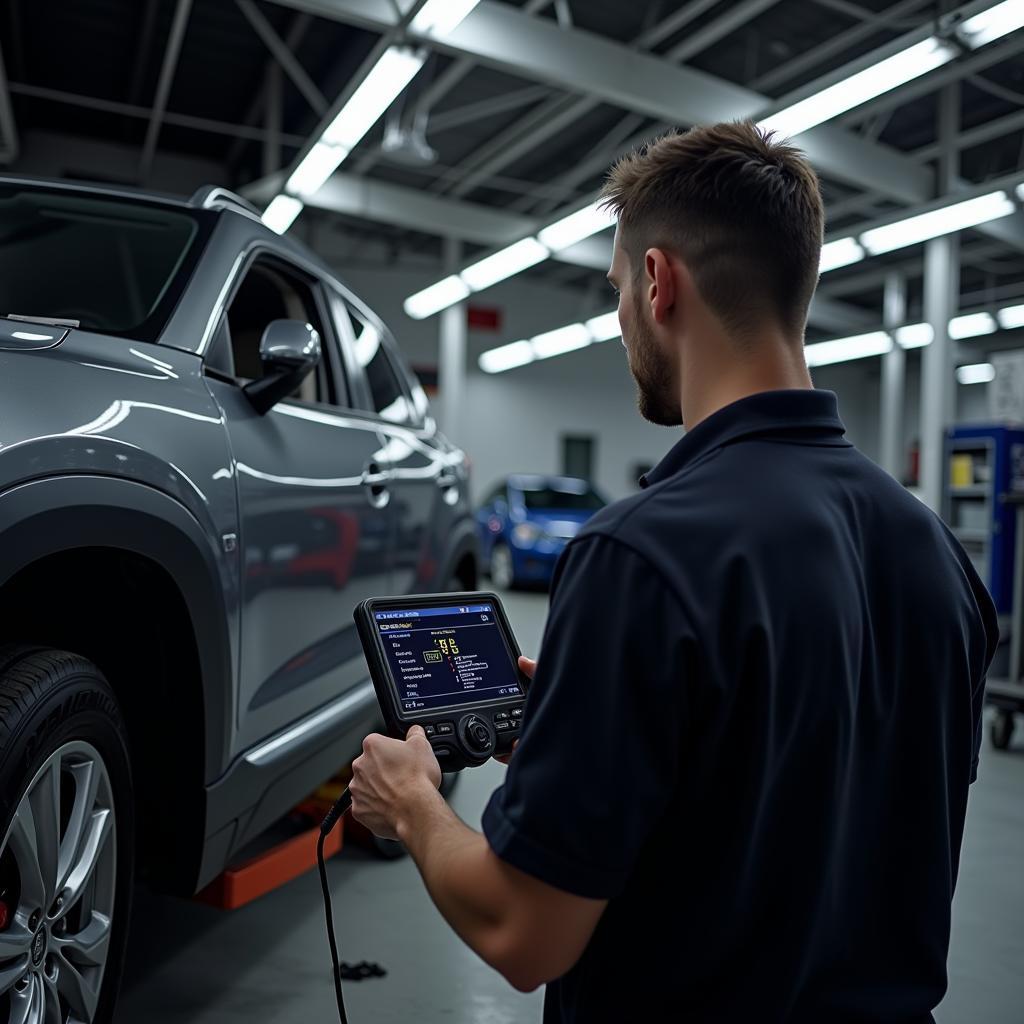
[[518, 655, 537, 678], [406, 724, 427, 741]]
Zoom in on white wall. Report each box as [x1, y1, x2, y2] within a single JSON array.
[[326, 257, 1003, 502], [461, 339, 676, 501], [326, 262, 674, 501]]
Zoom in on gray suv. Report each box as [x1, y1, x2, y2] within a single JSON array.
[[0, 178, 478, 1024]]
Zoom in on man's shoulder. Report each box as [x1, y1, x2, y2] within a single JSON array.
[[576, 476, 707, 546]]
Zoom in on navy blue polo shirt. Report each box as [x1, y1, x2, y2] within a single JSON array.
[[482, 389, 998, 1024]]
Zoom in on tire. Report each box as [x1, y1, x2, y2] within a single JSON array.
[[0, 647, 134, 1024], [489, 543, 516, 590], [991, 710, 1015, 751]]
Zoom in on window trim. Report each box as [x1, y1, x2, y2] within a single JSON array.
[[204, 246, 354, 411], [342, 298, 423, 429]]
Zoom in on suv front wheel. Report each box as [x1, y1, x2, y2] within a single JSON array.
[[0, 648, 133, 1024]]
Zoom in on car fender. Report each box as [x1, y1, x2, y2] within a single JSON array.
[[0, 473, 234, 781]]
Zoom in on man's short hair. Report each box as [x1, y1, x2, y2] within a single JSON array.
[[600, 122, 824, 339]]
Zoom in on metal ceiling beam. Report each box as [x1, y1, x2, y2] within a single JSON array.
[[632, 0, 721, 49], [837, 34, 1023, 128], [246, 170, 538, 245], [245, 169, 870, 331], [226, 12, 312, 169], [427, 85, 551, 134], [8, 82, 308, 147], [751, 0, 931, 93], [350, 0, 554, 179], [436, 0, 787, 202], [664, 0, 782, 62], [139, 0, 193, 181], [913, 107, 1024, 162], [0, 35, 18, 163], [236, 0, 328, 116], [267, 0, 932, 202]]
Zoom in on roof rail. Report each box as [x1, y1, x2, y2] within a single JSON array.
[[190, 185, 263, 220]]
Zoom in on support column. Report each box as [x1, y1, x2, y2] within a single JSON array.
[[438, 237, 466, 440], [880, 273, 906, 480], [920, 237, 958, 510], [918, 78, 960, 512]]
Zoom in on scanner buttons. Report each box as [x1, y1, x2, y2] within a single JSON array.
[[458, 714, 495, 757]]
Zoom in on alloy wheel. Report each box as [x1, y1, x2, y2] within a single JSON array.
[[490, 544, 514, 590], [0, 741, 117, 1024]]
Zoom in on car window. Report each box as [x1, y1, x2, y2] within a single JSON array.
[[344, 304, 418, 426], [0, 184, 213, 343], [520, 485, 605, 511], [210, 256, 337, 406]]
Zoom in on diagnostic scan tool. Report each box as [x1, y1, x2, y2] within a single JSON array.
[[354, 592, 529, 771]]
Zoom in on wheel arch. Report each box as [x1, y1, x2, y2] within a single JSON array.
[[0, 475, 235, 893]]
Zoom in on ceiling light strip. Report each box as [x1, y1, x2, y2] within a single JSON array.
[[479, 297, 1024, 374], [261, 0, 486, 234]]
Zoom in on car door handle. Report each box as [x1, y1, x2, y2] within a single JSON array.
[[361, 461, 391, 509]]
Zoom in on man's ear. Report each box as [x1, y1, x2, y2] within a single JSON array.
[[645, 248, 676, 325]]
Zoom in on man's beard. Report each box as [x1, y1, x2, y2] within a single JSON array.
[[627, 293, 682, 426]]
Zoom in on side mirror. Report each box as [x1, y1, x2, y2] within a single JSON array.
[[244, 319, 321, 415]]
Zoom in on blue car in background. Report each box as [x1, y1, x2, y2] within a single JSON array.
[[477, 475, 607, 588]]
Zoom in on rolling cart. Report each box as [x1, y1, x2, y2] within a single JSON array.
[[986, 491, 1024, 749]]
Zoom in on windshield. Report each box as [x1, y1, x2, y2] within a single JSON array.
[[520, 485, 605, 511], [0, 185, 212, 342]]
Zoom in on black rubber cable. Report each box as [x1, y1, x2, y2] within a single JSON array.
[[318, 788, 353, 1024]]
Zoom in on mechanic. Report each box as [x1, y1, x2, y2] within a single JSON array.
[[349, 121, 998, 1022]]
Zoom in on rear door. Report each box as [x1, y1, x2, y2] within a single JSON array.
[[203, 251, 391, 751], [333, 295, 458, 595]]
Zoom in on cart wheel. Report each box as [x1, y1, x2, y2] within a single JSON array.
[[991, 711, 1015, 750]]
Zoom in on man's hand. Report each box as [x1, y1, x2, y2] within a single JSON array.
[[350, 726, 443, 840], [495, 655, 536, 765]]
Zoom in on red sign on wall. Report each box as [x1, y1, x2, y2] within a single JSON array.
[[467, 306, 502, 331]]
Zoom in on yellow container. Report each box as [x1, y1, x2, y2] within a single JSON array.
[[950, 453, 974, 488]]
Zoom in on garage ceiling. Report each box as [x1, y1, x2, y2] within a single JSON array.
[[2, 0, 1023, 338]]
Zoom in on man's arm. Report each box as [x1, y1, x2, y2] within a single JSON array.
[[351, 729, 606, 992]]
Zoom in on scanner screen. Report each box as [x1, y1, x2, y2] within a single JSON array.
[[374, 603, 522, 713]]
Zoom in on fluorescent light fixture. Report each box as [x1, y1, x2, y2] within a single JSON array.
[[997, 303, 1024, 330], [286, 141, 349, 197], [531, 323, 591, 359], [895, 322, 933, 348], [585, 311, 621, 342], [404, 275, 471, 320], [759, 37, 955, 139], [322, 46, 426, 150], [479, 340, 534, 374], [262, 194, 304, 234], [804, 331, 891, 367], [819, 237, 865, 273], [537, 201, 616, 252], [861, 190, 1015, 254], [949, 311, 997, 340], [959, 0, 1024, 49], [460, 237, 550, 291], [410, 0, 480, 36], [957, 362, 996, 385]]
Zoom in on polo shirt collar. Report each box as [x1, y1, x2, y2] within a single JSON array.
[[640, 389, 848, 489]]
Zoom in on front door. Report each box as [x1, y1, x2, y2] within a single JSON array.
[[204, 253, 391, 751]]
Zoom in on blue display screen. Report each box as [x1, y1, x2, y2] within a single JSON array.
[[375, 603, 522, 713]]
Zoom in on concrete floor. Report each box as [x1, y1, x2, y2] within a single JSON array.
[[116, 588, 1024, 1023]]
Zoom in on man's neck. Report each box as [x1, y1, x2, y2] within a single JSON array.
[[680, 333, 812, 430]]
